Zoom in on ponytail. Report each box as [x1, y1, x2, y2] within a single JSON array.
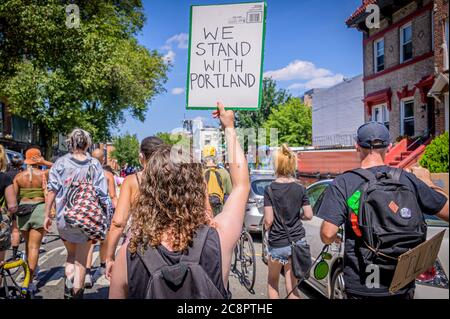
[[274, 144, 297, 177]]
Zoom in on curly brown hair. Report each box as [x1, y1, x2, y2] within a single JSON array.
[[128, 144, 211, 254]]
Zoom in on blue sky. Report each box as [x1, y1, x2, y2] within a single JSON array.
[[119, 0, 363, 141]]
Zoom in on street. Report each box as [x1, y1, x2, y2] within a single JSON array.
[[4, 226, 323, 299]]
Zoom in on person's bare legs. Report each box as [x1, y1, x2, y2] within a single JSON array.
[[62, 241, 76, 282], [86, 242, 94, 270], [11, 220, 20, 257], [267, 257, 283, 299], [284, 259, 301, 299], [72, 241, 92, 295], [99, 238, 108, 265], [24, 228, 45, 279]]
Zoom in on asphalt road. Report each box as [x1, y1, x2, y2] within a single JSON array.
[[3, 226, 324, 300]]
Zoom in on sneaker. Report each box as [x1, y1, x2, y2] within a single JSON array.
[[64, 276, 73, 299], [84, 273, 93, 289], [28, 282, 37, 296], [92, 266, 105, 283]]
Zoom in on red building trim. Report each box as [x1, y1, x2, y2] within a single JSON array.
[[415, 75, 435, 103], [397, 85, 417, 101], [363, 2, 433, 46], [364, 88, 392, 116], [363, 51, 434, 82]]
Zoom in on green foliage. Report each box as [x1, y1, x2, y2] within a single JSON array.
[[110, 133, 140, 167], [0, 0, 168, 152], [263, 98, 312, 147], [235, 77, 291, 128], [419, 132, 449, 173], [156, 132, 192, 147]]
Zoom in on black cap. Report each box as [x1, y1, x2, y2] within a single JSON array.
[[356, 122, 390, 149]]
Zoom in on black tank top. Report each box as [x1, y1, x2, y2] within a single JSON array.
[[126, 226, 229, 298]]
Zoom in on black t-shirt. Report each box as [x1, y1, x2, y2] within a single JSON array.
[[316, 165, 447, 297], [0, 172, 13, 207], [264, 182, 310, 248]]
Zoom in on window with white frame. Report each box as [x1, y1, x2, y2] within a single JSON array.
[[400, 23, 413, 63], [401, 99, 415, 136], [372, 104, 389, 130], [374, 38, 385, 72]]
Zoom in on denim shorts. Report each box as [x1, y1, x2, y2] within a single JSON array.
[[267, 238, 307, 265]]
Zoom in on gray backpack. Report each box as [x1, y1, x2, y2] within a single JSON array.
[[136, 225, 226, 299]]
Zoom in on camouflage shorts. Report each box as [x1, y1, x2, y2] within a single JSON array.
[[0, 213, 11, 251]]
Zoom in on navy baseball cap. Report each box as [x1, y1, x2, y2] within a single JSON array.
[[356, 122, 390, 149]]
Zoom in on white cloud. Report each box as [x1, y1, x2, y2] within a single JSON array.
[[161, 33, 188, 65], [166, 33, 189, 49], [288, 74, 345, 91], [264, 60, 333, 81], [163, 50, 176, 63], [171, 87, 185, 95]]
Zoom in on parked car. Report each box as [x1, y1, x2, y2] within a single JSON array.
[[5, 149, 24, 165], [244, 170, 275, 233], [262, 179, 449, 299]]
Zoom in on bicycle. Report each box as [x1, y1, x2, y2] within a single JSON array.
[[231, 227, 256, 294], [0, 258, 31, 299]]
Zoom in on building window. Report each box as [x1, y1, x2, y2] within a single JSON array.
[[372, 104, 389, 130], [12, 116, 32, 143], [401, 99, 415, 136], [374, 38, 385, 72], [400, 23, 413, 63]]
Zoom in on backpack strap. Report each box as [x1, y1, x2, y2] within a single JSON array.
[[205, 168, 224, 193], [345, 168, 377, 182], [138, 246, 170, 274], [389, 167, 402, 182], [180, 225, 210, 264]]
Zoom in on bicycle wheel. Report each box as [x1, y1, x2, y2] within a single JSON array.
[[231, 241, 239, 274], [0, 285, 28, 299], [239, 230, 256, 293]]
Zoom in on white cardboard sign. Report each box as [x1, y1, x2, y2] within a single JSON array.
[[186, 2, 266, 110]]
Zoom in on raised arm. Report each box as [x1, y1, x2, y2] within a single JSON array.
[[213, 102, 250, 284], [105, 175, 135, 279]]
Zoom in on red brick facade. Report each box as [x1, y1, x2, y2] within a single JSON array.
[[347, 0, 448, 141]]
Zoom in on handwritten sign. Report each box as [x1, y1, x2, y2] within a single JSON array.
[[186, 2, 266, 110], [389, 230, 445, 294]]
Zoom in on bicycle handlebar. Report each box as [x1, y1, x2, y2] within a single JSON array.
[[1, 259, 31, 295]]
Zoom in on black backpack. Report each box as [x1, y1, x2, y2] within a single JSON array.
[[136, 225, 226, 299], [347, 168, 427, 271]]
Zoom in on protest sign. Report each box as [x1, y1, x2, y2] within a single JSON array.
[[389, 230, 445, 294], [186, 2, 266, 110]]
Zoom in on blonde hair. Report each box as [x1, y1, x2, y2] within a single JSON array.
[[0, 144, 7, 172], [274, 144, 296, 177]]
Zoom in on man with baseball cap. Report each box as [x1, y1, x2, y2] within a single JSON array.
[[316, 122, 448, 299]]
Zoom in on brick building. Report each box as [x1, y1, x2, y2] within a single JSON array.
[[347, 0, 447, 142], [0, 101, 45, 155], [428, 0, 449, 134]]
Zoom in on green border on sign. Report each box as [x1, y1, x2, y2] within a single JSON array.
[[185, 1, 267, 111]]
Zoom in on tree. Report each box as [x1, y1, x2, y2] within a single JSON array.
[[156, 132, 192, 147], [419, 132, 449, 173], [263, 98, 312, 147], [110, 133, 140, 167], [0, 0, 168, 156], [235, 77, 291, 128]]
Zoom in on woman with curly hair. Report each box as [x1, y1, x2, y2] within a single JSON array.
[[109, 102, 250, 299]]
